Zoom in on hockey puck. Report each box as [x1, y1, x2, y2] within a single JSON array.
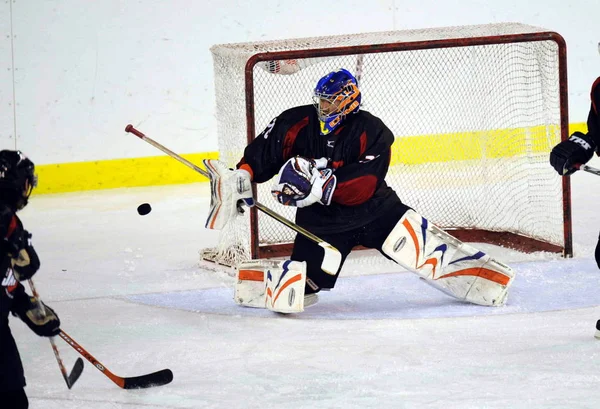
[[137, 203, 152, 216], [595, 319, 600, 339]]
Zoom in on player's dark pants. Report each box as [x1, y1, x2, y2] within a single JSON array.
[[1, 389, 28, 409], [1, 327, 27, 407], [291, 203, 411, 293]]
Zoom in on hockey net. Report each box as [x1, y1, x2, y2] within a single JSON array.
[[202, 23, 571, 271]]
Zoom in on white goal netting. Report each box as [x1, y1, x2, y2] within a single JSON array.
[[203, 23, 569, 270]]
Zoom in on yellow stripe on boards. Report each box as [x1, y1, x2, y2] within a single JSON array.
[[390, 123, 587, 166], [34, 152, 218, 194], [569, 122, 587, 135], [31, 122, 588, 194]]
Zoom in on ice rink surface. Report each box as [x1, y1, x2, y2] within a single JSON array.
[[11, 164, 600, 409]]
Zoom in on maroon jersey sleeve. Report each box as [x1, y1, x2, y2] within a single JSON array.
[[237, 113, 311, 183], [331, 121, 395, 206]]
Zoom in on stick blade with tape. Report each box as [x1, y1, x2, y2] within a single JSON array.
[[67, 358, 85, 389], [123, 369, 174, 389], [318, 242, 342, 276]]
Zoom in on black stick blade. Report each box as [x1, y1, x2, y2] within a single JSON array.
[[122, 369, 173, 389], [67, 358, 85, 389]]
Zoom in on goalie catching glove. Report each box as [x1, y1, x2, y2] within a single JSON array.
[[204, 159, 254, 230], [271, 156, 336, 208]]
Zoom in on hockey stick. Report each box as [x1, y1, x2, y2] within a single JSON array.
[[58, 330, 173, 389], [578, 164, 600, 176], [124, 124, 342, 275], [27, 280, 84, 389]]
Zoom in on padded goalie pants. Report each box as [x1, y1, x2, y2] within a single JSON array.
[[290, 202, 412, 293]]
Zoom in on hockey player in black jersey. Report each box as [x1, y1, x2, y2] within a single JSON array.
[[0, 150, 60, 409], [205, 68, 514, 313], [550, 76, 600, 177], [550, 76, 600, 267]]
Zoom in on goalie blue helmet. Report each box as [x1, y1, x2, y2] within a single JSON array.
[[313, 68, 361, 135]]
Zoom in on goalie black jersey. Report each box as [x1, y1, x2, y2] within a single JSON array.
[[237, 104, 404, 234]]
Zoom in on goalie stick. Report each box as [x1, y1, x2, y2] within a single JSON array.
[[27, 280, 84, 389], [124, 124, 342, 275], [58, 330, 173, 389]]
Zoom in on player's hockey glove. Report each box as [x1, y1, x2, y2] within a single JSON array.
[[1, 208, 40, 281], [272, 156, 336, 207], [13, 296, 60, 337], [550, 131, 596, 175], [9, 230, 40, 281]]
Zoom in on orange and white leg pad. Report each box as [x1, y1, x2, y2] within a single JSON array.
[[235, 260, 308, 313], [382, 210, 515, 307]]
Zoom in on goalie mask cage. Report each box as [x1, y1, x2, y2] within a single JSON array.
[[204, 22, 571, 269]]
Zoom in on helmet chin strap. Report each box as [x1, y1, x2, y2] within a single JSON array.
[[16, 179, 33, 210], [16, 192, 29, 210], [319, 114, 343, 135], [319, 120, 331, 135]]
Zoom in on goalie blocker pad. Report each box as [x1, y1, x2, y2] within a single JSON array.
[[204, 159, 253, 231], [382, 210, 515, 306], [235, 260, 308, 313]]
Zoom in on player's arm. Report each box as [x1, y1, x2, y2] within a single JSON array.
[[204, 115, 300, 229], [550, 76, 600, 175], [587, 76, 600, 143], [237, 115, 302, 183], [1, 206, 40, 281]]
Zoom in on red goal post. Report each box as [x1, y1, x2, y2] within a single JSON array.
[[205, 23, 571, 268]]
